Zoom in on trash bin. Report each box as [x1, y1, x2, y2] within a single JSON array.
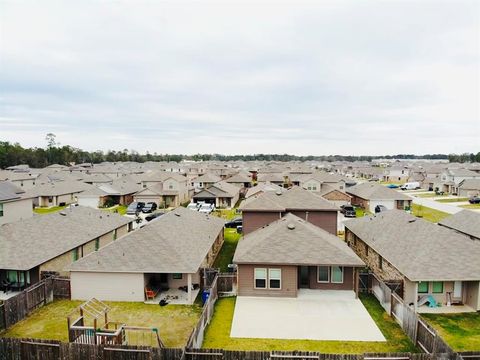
[[202, 289, 210, 304]]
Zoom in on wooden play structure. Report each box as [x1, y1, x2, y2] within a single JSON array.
[[67, 298, 164, 347]]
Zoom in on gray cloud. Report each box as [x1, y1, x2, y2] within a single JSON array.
[[0, 0, 478, 155]]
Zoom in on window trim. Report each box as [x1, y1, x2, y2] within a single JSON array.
[[317, 266, 330, 283], [268, 268, 282, 290], [331, 266, 344, 284], [254, 268, 267, 289], [418, 281, 429, 294], [172, 273, 183, 280]]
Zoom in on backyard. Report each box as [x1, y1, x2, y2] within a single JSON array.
[[202, 294, 416, 353], [410, 204, 450, 223], [33, 205, 67, 214], [102, 204, 128, 215], [213, 228, 241, 272], [0, 299, 202, 348], [422, 312, 480, 351]]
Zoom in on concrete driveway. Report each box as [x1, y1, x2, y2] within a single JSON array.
[[230, 290, 386, 342]]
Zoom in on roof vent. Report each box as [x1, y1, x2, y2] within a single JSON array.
[[275, 190, 282, 196], [59, 211, 67, 216], [175, 213, 181, 217], [287, 223, 295, 230], [408, 219, 416, 223]]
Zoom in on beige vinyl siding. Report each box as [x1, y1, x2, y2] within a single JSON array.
[[71, 272, 144, 301]]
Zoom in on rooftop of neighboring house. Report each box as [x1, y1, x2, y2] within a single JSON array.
[[193, 172, 222, 184], [69, 207, 224, 274], [445, 168, 480, 177], [344, 210, 480, 281], [140, 170, 186, 183], [25, 180, 94, 197], [438, 210, 480, 240], [245, 182, 285, 198], [458, 178, 480, 190], [240, 186, 339, 212], [225, 172, 251, 184], [0, 206, 132, 271], [234, 213, 364, 266], [346, 183, 411, 201], [0, 181, 34, 202]]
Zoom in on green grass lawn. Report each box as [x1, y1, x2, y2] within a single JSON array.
[[354, 207, 371, 217], [212, 208, 239, 220], [33, 205, 67, 214], [102, 204, 128, 215], [213, 228, 241, 272], [0, 299, 201, 348], [416, 193, 448, 198], [202, 295, 416, 353], [460, 204, 480, 209], [411, 204, 450, 223], [422, 312, 480, 351], [435, 198, 469, 203]]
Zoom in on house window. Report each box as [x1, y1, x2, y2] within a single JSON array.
[[254, 268, 267, 289], [378, 256, 383, 270], [72, 248, 79, 261], [7, 270, 18, 283], [331, 266, 344, 283], [312, 186, 317, 191], [317, 266, 330, 283], [269, 269, 281, 289], [0, 203, 3, 217], [169, 184, 173, 189], [95, 238, 100, 251], [432, 281, 444, 293], [418, 282, 428, 293], [172, 273, 183, 280], [48, 196, 53, 203]]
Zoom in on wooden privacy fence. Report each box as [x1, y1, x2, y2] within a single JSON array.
[[0, 276, 70, 330], [186, 275, 219, 349], [216, 273, 236, 296], [370, 274, 455, 355]]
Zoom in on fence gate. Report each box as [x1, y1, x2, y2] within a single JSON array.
[[20, 341, 60, 360], [359, 273, 369, 292], [416, 319, 435, 354]]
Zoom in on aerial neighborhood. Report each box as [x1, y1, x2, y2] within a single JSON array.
[[0, 157, 479, 358]]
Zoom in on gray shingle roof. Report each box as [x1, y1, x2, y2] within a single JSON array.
[[240, 186, 338, 212], [458, 179, 480, 190], [234, 213, 364, 266], [0, 206, 132, 271], [344, 210, 480, 281], [69, 207, 225, 273], [0, 181, 23, 202], [438, 210, 480, 240], [346, 183, 411, 201]]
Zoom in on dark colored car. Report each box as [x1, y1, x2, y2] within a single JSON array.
[[126, 201, 145, 215], [145, 211, 164, 222], [225, 218, 242, 228], [340, 205, 356, 218], [375, 205, 388, 213], [142, 202, 158, 213], [469, 196, 480, 204]]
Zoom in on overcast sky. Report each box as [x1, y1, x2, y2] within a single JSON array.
[[0, 0, 478, 155]]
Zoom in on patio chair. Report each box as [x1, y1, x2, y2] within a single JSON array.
[[144, 286, 159, 301]]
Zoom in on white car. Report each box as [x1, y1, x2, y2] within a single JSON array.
[[187, 202, 200, 211], [198, 203, 215, 214]]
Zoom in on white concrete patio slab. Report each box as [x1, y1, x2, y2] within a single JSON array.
[[230, 290, 386, 342]]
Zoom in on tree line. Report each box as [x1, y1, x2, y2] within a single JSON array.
[[0, 140, 478, 169]]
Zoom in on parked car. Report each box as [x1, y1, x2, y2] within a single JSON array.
[[126, 202, 145, 215], [198, 203, 215, 214], [386, 184, 399, 189], [225, 217, 242, 228], [340, 205, 356, 218], [375, 205, 388, 213], [400, 182, 421, 190], [142, 202, 157, 213], [145, 211, 165, 222], [469, 196, 480, 204], [187, 202, 200, 211]]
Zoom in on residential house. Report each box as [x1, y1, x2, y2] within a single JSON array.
[[69, 207, 224, 304], [0, 207, 132, 293], [245, 183, 285, 199], [344, 210, 480, 312], [346, 183, 411, 213], [28, 181, 93, 207], [457, 179, 480, 198], [240, 186, 339, 235], [234, 213, 364, 298], [438, 210, 480, 240], [382, 166, 410, 183], [191, 173, 222, 191], [0, 170, 38, 190], [0, 181, 34, 225], [135, 174, 191, 207], [319, 186, 352, 207], [439, 169, 480, 194], [225, 172, 252, 189], [192, 181, 240, 208]]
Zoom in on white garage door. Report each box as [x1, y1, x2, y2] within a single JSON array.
[[78, 197, 99, 209], [71, 272, 144, 302]]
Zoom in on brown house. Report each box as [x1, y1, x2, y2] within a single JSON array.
[[233, 213, 365, 298], [240, 186, 339, 235]]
